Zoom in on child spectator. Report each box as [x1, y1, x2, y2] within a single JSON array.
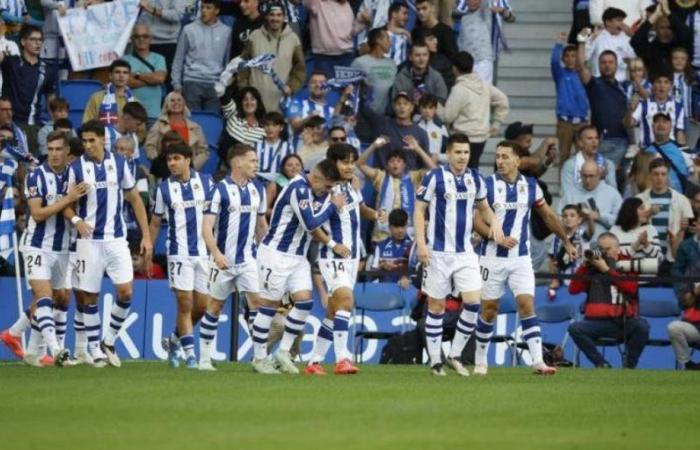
[[132, 241, 166, 280], [548, 204, 593, 297], [671, 47, 693, 132], [255, 111, 293, 181], [371, 209, 413, 286], [416, 93, 448, 161], [36, 97, 69, 159]]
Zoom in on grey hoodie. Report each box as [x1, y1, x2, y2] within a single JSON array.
[[171, 18, 232, 89], [138, 0, 187, 45]]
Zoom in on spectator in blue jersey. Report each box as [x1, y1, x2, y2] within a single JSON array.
[[105, 102, 148, 165], [552, 32, 589, 164], [371, 208, 413, 286], [384, 2, 411, 67], [636, 159, 693, 267], [391, 41, 448, 106], [359, 90, 430, 171], [123, 24, 168, 120], [576, 36, 629, 168], [172, 0, 232, 113], [0, 0, 41, 37], [255, 111, 293, 181], [284, 71, 336, 136], [560, 124, 617, 190], [625, 71, 687, 151], [568, 232, 648, 369], [548, 204, 593, 298], [416, 94, 448, 161], [0, 25, 56, 148], [641, 112, 696, 194], [303, 0, 355, 79], [559, 159, 622, 240]]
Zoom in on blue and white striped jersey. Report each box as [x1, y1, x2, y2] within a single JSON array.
[[386, 31, 409, 67], [154, 171, 213, 257], [632, 95, 685, 148], [283, 97, 335, 145], [104, 125, 140, 160], [206, 176, 266, 265], [22, 163, 70, 253], [673, 72, 691, 125], [67, 151, 135, 241], [319, 182, 364, 260], [480, 173, 544, 258], [262, 174, 336, 256], [417, 165, 486, 253], [255, 139, 295, 176]]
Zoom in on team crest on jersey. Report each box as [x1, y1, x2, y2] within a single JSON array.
[[28, 186, 38, 196], [107, 163, 114, 172], [431, 131, 438, 139], [519, 184, 525, 193], [299, 199, 310, 210], [194, 183, 201, 191]]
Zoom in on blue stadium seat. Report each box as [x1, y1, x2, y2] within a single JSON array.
[[68, 109, 84, 129], [201, 150, 219, 175], [59, 80, 103, 111], [639, 295, 681, 350], [352, 282, 412, 363], [190, 111, 223, 168]]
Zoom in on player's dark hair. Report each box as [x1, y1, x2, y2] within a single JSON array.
[[166, 143, 193, 159], [123, 102, 148, 124], [389, 209, 408, 227], [327, 143, 358, 162], [109, 59, 131, 73], [46, 130, 70, 147], [227, 143, 255, 163], [496, 140, 520, 156], [446, 133, 471, 151], [315, 158, 341, 181], [80, 120, 105, 137], [415, 0, 431, 6]]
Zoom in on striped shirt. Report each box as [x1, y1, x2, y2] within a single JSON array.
[[319, 182, 364, 260], [221, 97, 265, 146], [417, 165, 486, 253], [284, 97, 334, 136], [104, 125, 141, 160], [480, 173, 544, 258], [22, 163, 70, 253], [154, 171, 213, 257], [649, 190, 672, 254], [67, 151, 135, 241], [386, 30, 409, 66], [261, 174, 336, 256], [255, 139, 295, 176], [206, 176, 266, 265], [632, 95, 685, 148]]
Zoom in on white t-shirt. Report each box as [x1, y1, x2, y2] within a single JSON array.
[[586, 29, 636, 83]]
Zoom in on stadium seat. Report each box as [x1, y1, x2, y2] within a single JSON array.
[[514, 302, 577, 365], [59, 80, 103, 111], [68, 109, 84, 128], [190, 111, 223, 171], [639, 297, 681, 368], [352, 282, 411, 363], [201, 150, 219, 175]]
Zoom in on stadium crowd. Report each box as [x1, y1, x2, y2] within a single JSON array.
[[0, 0, 700, 372]]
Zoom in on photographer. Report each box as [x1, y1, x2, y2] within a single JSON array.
[[568, 232, 650, 368], [667, 222, 700, 370]]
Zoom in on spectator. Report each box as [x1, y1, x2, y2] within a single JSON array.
[[36, 97, 69, 159], [423, 28, 454, 89], [357, 136, 436, 243], [625, 72, 687, 150], [583, 8, 635, 82], [219, 86, 266, 160], [671, 47, 693, 130], [504, 123, 557, 177], [589, 0, 651, 28], [83, 59, 136, 125], [642, 112, 695, 194], [352, 27, 397, 116], [385, 2, 411, 67], [303, 0, 354, 78], [295, 115, 328, 169], [360, 90, 430, 171], [284, 71, 335, 137], [371, 208, 413, 286], [255, 111, 294, 180], [636, 159, 693, 263], [105, 102, 148, 161], [123, 24, 167, 120], [0, 18, 19, 93], [148, 129, 185, 182], [630, 4, 691, 78], [145, 91, 209, 170], [172, 0, 231, 113], [132, 240, 166, 279], [1, 0, 41, 37], [229, 0, 264, 59], [237, 1, 305, 112], [265, 153, 304, 213], [0, 96, 31, 161], [391, 41, 447, 105], [115, 136, 150, 242], [569, 0, 592, 45], [568, 232, 649, 368], [609, 197, 663, 264], [411, 0, 457, 63], [548, 204, 594, 294], [668, 221, 700, 370], [39, 0, 68, 77], [455, 0, 514, 84], [0, 25, 55, 141], [576, 36, 629, 166], [137, 0, 186, 79], [551, 32, 589, 164], [558, 159, 623, 240], [440, 51, 509, 168], [560, 125, 617, 189], [689, 191, 700, 236], [624, 149, 655, 197], [416, 94, 448, 160]]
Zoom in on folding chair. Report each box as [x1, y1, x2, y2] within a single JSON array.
[[59, 80, 103, 111], [352, 282, 410, 363]]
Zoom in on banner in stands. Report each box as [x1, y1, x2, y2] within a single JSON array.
[[0, 277, 678, 369], [57, 0, 139, 71]]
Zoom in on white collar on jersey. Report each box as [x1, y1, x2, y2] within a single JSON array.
[[169, 172, 195, 184], [84, 149, 113, 165]]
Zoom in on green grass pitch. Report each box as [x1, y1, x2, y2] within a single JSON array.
[[1, 361, 698, 450]]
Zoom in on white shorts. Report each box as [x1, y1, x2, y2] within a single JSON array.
[[167, 255, 209, 294], [480, 256, 535, 300], [256, 245, 312, 300], [74, 239, 133, 294], [208, 259, 259, 301], [64, 252, 79, 291], [23, 249, 69, 290], [318, 258, 359, 294], [422, 251, 481, 299]]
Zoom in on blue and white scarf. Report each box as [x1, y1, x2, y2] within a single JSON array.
[[240, 53, 287, 93], [377, 173, 415, 234], [327, 66, 367, 114], [99, 83, 135, 125]]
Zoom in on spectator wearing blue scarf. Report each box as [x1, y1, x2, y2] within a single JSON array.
[[644, 112, 695, 194]]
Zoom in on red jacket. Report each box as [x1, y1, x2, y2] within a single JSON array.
[[568, 262, 639, 319]]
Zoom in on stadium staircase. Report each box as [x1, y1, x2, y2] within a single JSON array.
[[482, 0, 572, 204]]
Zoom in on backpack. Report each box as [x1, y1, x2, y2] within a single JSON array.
[[380, 330, 423, 364]]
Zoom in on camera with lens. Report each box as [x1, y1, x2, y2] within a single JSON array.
[[584, 249, 602, 260], [584, 248, 658, 274]]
